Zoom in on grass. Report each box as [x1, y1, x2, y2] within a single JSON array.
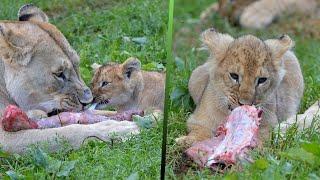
[[166, 0, 320, 179], [0, 0, 167, 179]]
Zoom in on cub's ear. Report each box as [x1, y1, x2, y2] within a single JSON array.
[[122, 57, 141, 79], [0, 24, 34, 66], [18, 4, 49, 22], [201, 28, 234, 61], [91, 63, 102, 72], [264, 34, 294, 60]]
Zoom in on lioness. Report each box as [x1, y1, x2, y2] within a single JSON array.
[[0, 4, 138, 153], [176, 29, 304, 146], [91, 57, 165, 112]]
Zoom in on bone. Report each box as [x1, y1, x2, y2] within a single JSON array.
[[1, 105, 143, 132], [186, 105, 262, 170]]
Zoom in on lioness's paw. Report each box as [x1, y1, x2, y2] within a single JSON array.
[[88, 120, 140, 142], [175, 135, 196, 147]]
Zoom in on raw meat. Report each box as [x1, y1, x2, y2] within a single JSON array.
[[186, 105, 262, 170], [1, 105, 143, 132]]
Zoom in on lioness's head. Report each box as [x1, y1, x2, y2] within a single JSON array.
[[0, 4, 93, 115], [91, 57, 143, 110], [201, 28, 293, 111]]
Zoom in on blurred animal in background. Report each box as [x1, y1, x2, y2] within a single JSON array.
[[201, 0, 320, 37]]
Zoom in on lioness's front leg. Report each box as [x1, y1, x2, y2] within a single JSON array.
[[0, 120, 139, 154]]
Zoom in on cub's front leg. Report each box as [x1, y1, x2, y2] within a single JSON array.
[[176, 106, 226, 147]]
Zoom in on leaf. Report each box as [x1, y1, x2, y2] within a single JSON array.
[[46, 157, 62, 174], [132, 37, 147, 45], [133, 114, 155, 129], [0, 151, 10, 158], [126, 172, 139, 180], [5, 170, 24, 180], [301, 142, 320, 157], [31, 148, 48, 168], [281, 147, 318, 166], [174, 57, 185, 71], [56, 160, 77, 177], [281, 162, 293, 175], [223, 173, 238, 180], [170, 87, 186, 101], [253, 158, 269, 170]]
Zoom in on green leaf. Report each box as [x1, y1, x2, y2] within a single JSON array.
[[281, 147, 318, 166], [223, 173, 238, 180], [31, 148, 48, 168], [56, 160, 77, 177], [126, 172, 139, 180], [170, 87, 186, 101], [133, 114, 155, 129], [0, 151, 10, 158], [301, 142, 320, 157], [253, 158, 269, 170], [174, 57, 185, 71], [5, 170, 24, 180]]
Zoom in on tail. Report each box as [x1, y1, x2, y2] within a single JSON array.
[[18, 4, 48, 22]]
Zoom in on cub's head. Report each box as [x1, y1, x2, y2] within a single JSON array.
[[91, 57, 143, 110], [0, 4, 93, 115], [201, 28, 293, 111]]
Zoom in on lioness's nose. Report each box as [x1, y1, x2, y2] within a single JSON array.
[[79, 88, 93, 104]]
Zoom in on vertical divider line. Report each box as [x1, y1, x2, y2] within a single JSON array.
[[160, 0, 174, 179]]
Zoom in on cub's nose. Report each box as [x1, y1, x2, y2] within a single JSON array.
[[79, 88, 93, 104]]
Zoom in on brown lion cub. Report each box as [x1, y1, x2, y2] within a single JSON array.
[[176, 29, 304, 146], [91, 57, 165, 112]]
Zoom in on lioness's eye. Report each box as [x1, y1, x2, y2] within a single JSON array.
[[54, 71, 66, 80], [229, 73, 239, 82], [100, 81, 109, 87], [257, 77, 267, 85]]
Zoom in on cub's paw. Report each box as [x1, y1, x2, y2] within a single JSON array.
[[175, 135, 196, 147]]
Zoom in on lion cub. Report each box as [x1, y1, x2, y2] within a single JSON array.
[[91, 57, 165, 112], [176, 29, 304, 146]]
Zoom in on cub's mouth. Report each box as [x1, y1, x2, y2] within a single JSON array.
[[95, 99, 110, 110], [47, 109, 63, 116]]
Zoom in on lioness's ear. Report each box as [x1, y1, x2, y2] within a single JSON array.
[[201, 28, 234, 61], [122, 57, 141, 78], [0, 25, 33, 66], [18, 4, 49, 22], [265, 35, 294, 60]]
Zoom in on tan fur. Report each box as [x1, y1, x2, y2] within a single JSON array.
[[201, 0, 319, 29], [0, 5, 139, 153], [91, 57, 165, 112], [176, 29, 304, 146]]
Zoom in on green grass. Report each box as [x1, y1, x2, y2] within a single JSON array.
[[0, 0, 167, 179], [166, 0, 320, 179]]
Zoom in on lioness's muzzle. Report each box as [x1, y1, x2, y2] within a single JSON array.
[[79, 88, 93, 104]]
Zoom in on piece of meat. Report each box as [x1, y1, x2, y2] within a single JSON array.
[[186, 105, 262, 170], [1, 105, 143, 132]]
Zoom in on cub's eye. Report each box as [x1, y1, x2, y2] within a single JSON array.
[[54, 71, 66, 80], [257, 77, 267, 85], [100, 81, 109, 87], [229, 73, 239, 82]]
